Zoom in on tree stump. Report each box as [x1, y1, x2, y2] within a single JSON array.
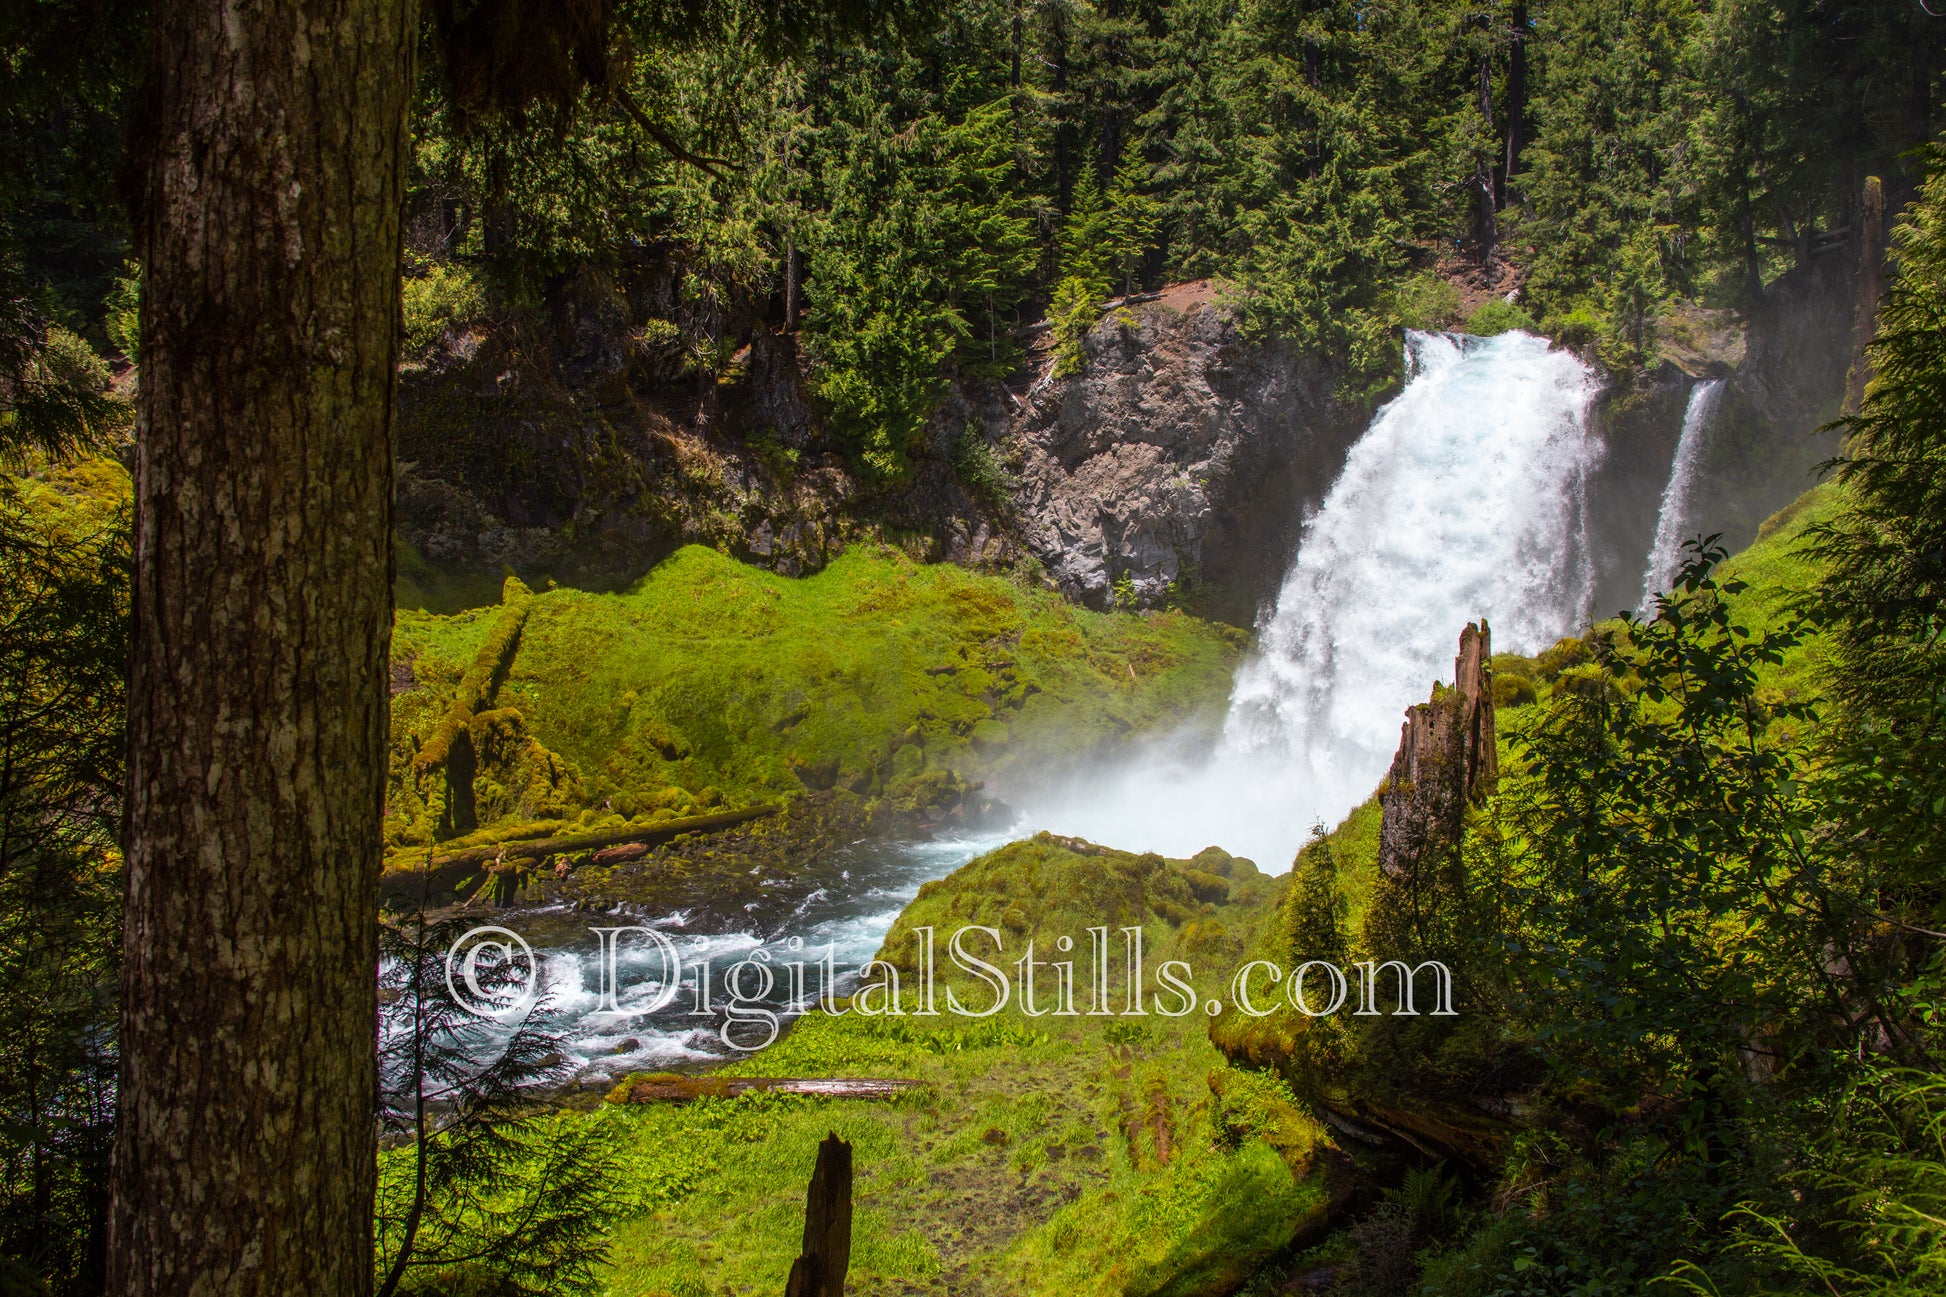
[[784, 1134, 852, 1297]]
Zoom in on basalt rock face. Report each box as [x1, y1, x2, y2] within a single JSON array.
[[1010, 285, 1369, 620], [1685, 252, 1857, 557], [1583, 246, 1864, 618], [397, 268, 1364, 620], [1376, 621, 1497, 879]]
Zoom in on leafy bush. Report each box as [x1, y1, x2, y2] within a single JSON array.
[[1047, 274, 1102, 379], [951, 424, 1013, 508], [1463, 298, 1538, 337], [1394, 272, 1462, 332], [401, 260, 486, 358]]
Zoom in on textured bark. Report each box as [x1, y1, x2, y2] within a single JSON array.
[[109, 2, 416, 1293], [784, 1134, 852, 1297], [1845, 176, 1886, 415]]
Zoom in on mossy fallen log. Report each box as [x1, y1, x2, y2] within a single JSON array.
[[411, 575, 532, 777], [380, 804, 778, 900], [610, 1076, 920, 1104]]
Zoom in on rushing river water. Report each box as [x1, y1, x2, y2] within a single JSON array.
[[462, 828, 1019, 1081]]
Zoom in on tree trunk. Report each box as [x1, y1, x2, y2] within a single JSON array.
[[1503, 2, 1527, 189], [109, 1, 416, 1294], [1845, 176, 1886, 415], [784, 1135, 852, 1297], [1473, 53, 1497, 257]]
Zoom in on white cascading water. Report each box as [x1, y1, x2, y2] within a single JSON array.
[[1031, 330, 1603, 871], [1638, 378, 1724, 609]]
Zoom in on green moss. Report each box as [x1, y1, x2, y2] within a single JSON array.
[[1711, 480, 1844, 705], [412, 576, 532, 777], [7, 453, 131, 540], [389, 543, 1245, 846], [588, 833, 1330, 1296]]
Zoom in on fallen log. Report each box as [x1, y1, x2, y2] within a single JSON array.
[[612, 1077, 921, 1104], [379, 804, 778, 901]]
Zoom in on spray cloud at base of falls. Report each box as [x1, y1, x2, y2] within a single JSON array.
[[1025, 330, 1603, 872], [1639, 378, 1726, 611]]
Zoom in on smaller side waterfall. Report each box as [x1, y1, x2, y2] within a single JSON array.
[[1639, 379, 1725, 609]]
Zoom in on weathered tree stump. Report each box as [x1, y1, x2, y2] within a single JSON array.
[[784, 1133, 852, 1297]]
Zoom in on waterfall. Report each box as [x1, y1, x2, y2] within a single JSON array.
[[1031, 330, 1602, 871], [1639, 379, 1724, 610]]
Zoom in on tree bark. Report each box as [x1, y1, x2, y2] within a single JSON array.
[[1845, 176, 1886, 415], [1503, 2, 1527, 188], [109, 2, 416, 1294], [784, 1134, 852, 1297]]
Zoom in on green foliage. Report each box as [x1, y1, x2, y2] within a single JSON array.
[[1285, 823, 1348, 965], [805, 96, 1038, 480], [1061, 139, 1159, 300], [950, 423, 1013, 507], [1395, 272, 1463, 332], [102, 263, 137, 364], [0, 266, 130, 465], [1809, 146, 1946, 897], [1493, 544, 1831, 1101], [388, 544, 1244, 854], [1463, 297, 1537, 338], [585, 833, 1317, 1295], [0, 462, 127, 1294], [401, 258, 487, 358], [376, 913, 621, 1296], [1048, 274, 1103, 378]]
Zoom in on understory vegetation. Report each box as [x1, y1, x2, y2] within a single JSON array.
[[577, 836, 1324, 1297], [2, 0, 1945, 1294], [385, 540, 1244, 865]]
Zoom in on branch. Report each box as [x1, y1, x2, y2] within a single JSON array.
[[608, 87, 733, 178]]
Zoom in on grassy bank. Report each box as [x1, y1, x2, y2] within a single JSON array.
[[387, 542, 1247, 863], [560, 835, 1336, 1297]]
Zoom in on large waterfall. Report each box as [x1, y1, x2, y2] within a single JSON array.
[[1033, 330, 1603, 870], [1639, 378, 1725, 609]]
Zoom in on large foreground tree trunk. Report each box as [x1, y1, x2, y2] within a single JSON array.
[[109, 2, 415, 1293]]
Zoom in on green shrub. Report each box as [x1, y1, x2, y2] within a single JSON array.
[[951, 424, 1014, 508], [1048, 274, 1103, 378], [1545, 303, 1603, 352], [1394, 272, 1462, 332], [401, 260, 486, 357], [1463, 298, 1538, 337], [1491, 671, 1538, 709], [105, 261, 140, 363]]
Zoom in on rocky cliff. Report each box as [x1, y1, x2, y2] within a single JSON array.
[[394, 266, 1364, 621], [1008, 282, 1369, 619], [1582, 244, 1865, 617]]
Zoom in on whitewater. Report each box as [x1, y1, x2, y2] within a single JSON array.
[[1027, 329, 1603, 871]]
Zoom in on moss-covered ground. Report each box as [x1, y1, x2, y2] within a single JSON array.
[[387, 542, 1247, 869], [550, 835, 1336, 1297]]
